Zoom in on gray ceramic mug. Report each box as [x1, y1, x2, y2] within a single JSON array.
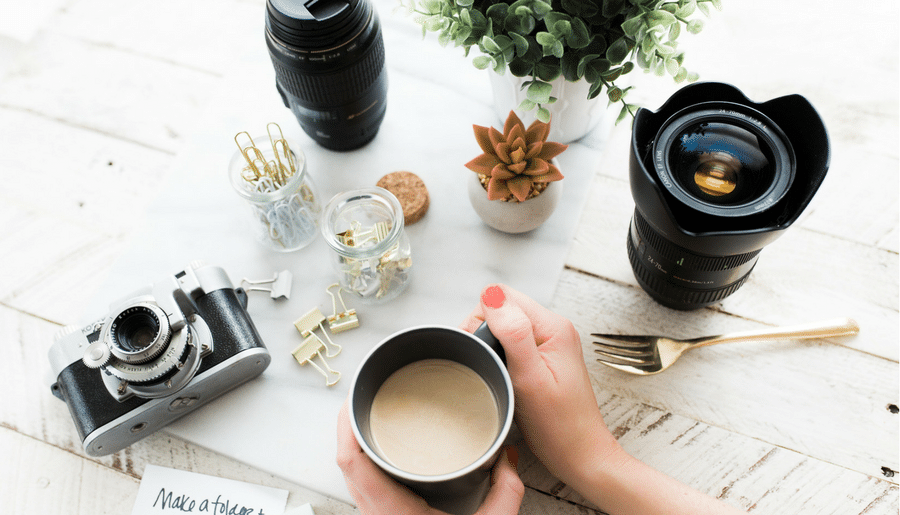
[[348, 323, 513, 515]]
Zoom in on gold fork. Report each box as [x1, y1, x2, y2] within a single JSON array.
[[592, 318, 860, 375]]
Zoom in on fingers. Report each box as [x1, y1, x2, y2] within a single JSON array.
[[336, 400, 433, 514], [475, 447, 524, 515], [475, 285, 557, 383]]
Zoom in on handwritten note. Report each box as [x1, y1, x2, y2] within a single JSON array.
[[131, 465, 288, 515]]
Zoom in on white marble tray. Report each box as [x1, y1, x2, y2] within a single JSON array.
[[81, 16, 613, 503]]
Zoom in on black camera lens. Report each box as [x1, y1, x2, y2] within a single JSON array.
[[265, 0, 388, 151], [655, 107, 794, 218], [628, 83, 830, 310], [108, 304, 171, 363]]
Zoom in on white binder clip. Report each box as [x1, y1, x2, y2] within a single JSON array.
[[241, 270, 293, 300], [326, 284, 359, 333]]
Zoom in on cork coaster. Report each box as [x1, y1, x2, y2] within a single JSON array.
[[377, 171, 429, 225]]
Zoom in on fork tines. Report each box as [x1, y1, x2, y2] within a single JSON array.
[[591, 334, 654, 368]]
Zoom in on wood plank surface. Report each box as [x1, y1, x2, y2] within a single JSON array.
[[0, 0, 896, 513]]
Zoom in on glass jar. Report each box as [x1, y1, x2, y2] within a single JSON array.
[[229, 136, 321, 252], [321, 188, 412, 303]]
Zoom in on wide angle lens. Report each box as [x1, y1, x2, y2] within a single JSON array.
[[653, 107, 794, 218]]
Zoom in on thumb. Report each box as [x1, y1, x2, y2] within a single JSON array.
[[480, 285, 544, 381], [475, 447, 524, 515]]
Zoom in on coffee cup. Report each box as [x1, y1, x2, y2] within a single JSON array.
[[348, 323, 513, 515]]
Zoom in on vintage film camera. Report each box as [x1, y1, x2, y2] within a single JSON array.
[[48, 262, 271, 456]]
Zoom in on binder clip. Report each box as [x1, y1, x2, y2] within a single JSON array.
[[241, 270, 293, 300], [292, 307, 342, 386], [291, 339, 341, 387], [293, 307, 342, 357], [339, 221, 391, 247], [326, 284, 359, 333]]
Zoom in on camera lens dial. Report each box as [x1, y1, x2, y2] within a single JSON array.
[[106, 303, 171, 364]]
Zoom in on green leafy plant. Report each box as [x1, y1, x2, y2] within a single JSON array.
[[465, 110, 566, 202], [399, 0, 721, 123]]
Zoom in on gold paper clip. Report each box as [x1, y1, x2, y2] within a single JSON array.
[[267, 122, 296, 185], [234, 131, 273, 182], [241, 270, 293, 300], [293, 307, 342, 358], [326, 284, 359, 333], [291, 337, 341, 387]]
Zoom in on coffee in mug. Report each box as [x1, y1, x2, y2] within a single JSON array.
[[368, 358, 501, 476], [349, 323, 512, 515]]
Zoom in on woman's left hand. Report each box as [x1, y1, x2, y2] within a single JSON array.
[[336, 400, 524, 515]]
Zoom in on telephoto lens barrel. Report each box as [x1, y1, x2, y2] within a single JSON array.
[[627, 82, 830, 310], [265, 0, 388, 151]]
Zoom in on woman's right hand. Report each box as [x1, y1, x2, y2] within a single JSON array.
[[460, 284, 628, 492]]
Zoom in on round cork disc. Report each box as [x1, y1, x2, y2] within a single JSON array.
[[377, 171, 429, 225]]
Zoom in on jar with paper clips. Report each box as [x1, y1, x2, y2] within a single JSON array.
[[229, 124, 321, 252], [321, 188, 412, 303]]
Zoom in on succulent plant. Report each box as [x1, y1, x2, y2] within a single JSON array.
[[465, 110, 567, 202]]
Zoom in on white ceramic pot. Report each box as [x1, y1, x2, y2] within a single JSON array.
[[467, 170, 563, 234], [489, 71, 610, 144]]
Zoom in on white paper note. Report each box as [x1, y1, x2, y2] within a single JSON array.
[[131, 465, 288, 515]]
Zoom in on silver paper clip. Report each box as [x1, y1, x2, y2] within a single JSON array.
[[326, 284, 359, 333], [241, 270, 293, 300]]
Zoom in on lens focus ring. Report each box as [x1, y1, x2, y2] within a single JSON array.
[[632, 212, 760, 272], [628, 210, 761, 310], [106, 303, 171, 364], [269, 33, 385, 106], [627, 231, 755, 310]]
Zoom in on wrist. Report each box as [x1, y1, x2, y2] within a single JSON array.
[[570, 445, 746, 515]]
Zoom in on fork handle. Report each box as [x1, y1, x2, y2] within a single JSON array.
[[694, 318, 860, 347]]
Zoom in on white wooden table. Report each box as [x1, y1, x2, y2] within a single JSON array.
[[1, 0, 897, 514]]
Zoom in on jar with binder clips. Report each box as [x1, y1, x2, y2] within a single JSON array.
[[229, 124, 321, 252], [321, 188, 412, 303]]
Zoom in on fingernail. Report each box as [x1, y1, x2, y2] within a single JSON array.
[[481, 285, 505, 309]]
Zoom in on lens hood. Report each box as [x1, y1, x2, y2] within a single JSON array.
[[630, 82, 830, 256]]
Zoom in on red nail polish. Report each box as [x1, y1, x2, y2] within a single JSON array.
[[481, 285, 505, 309]]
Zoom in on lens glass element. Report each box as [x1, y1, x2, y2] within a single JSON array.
[[113, 308, 160, 353], [669, 121, 774, 206]]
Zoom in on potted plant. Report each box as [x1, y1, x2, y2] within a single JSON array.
[[401, 0, 720, 140], [465, 110, 567, 233]]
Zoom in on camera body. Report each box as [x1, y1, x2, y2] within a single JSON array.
[[48, 263, 271, 456], [628, 82, 830, 309]]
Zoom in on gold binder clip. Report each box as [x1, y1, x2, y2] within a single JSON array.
[[326, 284, 359, 333], [291, 337, 341, 387], [293, 307, 341, 358]]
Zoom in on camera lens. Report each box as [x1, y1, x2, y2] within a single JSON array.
[[265, 0, 388, 151], [627, 84, 829, 310], [108, 304, 171, 364], [653, 107, 794, 218]]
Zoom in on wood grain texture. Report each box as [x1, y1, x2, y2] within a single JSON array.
[[0, 0, 896, 513]]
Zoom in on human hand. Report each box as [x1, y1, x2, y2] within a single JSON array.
[[335, 401, 524, 515], [461, 284, 626, 493]]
